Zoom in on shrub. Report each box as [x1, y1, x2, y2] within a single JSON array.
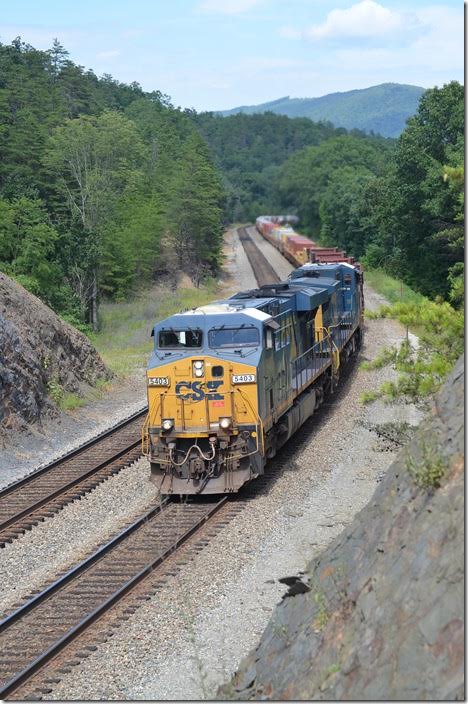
[[406, 439, 447, 489]]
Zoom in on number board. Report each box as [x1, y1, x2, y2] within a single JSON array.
[[232, 374, 256, 384], [148, 376, 170, 386]]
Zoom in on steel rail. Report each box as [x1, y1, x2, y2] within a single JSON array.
[[237, 226, 281, 287], [0, 407, 146, 499], [0, 408, 147, 543], [0, 497, 227, 699]]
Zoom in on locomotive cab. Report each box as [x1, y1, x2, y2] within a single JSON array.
[[144, 304, 275, 494]]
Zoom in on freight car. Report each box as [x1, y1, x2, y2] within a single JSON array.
[[256, 215, 358, 268], [142, 259, 364, 495]]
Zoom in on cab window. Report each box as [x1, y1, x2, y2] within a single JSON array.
[[209, 326, 260, 348], [158, 329, 202, 348]]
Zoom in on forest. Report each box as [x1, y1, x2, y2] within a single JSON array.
[[0, 38, 224, 330], [199, 83, 464, 303], [0, 38, 464, 332]]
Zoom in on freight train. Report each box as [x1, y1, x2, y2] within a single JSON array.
[[142, 230, 364, 495], [256, 215, 359, 269]]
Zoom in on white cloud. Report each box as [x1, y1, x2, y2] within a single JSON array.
[[197, 0, 262, 15], [332, 5, 463, 74], [96, 49, 120, 60], [291, 0, 408, 41]]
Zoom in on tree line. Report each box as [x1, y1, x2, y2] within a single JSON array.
[[0, 38, 224, 330], [273, 83, 463, 302], [196, 84, 463, 303], [0, 37, 463, 332]]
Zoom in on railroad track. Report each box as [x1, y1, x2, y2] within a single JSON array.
[[0, 409, 146, 547], [0, 496, 232, 700], [238, 226, 281, 287], [0, 357, 361, 700]]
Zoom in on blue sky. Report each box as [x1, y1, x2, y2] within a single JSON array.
[[0, 0, 463, 111]]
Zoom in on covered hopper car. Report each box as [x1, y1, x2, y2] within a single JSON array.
[[142, 258, 364, 495]]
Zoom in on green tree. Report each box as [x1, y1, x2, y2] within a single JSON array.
[[166, 134, 225, 285], [0, 196, 65, 304], [43, 111, 146, 327]]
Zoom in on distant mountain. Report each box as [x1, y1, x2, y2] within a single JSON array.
[[219, 83, 425, 138]]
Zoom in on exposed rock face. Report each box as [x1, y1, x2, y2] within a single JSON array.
[[222, 356, 464, 701], [0, 272, 111, 430]]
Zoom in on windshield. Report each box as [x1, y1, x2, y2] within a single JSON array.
[[158, 329, 202, 348], [209, 326, 260, 348]]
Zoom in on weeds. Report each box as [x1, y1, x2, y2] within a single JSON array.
[[47, 376, 63, 405], [364, 269, 427, 306], [406, 439, 447, 489], [361, 299, 463, 403], [59, 392, 87, 411], [360, 390, 380, 404], [312, 591, 329, 631]]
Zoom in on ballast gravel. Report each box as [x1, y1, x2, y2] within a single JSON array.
[[47, 285, 423, 701], [222, 227, 258, 292], [246, 225, 294, 280], [0, 457, 158, 617], [0, 380, 147, 490]]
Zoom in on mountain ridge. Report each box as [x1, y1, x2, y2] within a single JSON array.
[[219, 83, 425, 137]]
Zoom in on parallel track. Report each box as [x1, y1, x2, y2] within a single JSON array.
[[0, 223, 344, 699], [0, 497, 227, 699], [238, 226, 281, 287], [0, 410, 146, 547]]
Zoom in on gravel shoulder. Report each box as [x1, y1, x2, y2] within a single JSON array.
[[221, 227, 258, 293], [1, 226, 424, 700], [0, 377, 147, 490], [246, 225, 294, 280]]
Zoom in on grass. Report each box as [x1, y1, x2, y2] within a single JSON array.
[[90, 280, 219, 377], [59, 392, 88, 411], [364, 268, 427, 307], [406, 438, 447, 489]]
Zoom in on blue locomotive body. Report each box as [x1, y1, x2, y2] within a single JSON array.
[[143, 262, 363, 494]]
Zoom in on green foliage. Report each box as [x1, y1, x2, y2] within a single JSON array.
[[273, 82, 464, 302], [276, 134, 393, 237], [193, 111, 340, 220], [93, 282, 217, 376], [362, 298, 463, 402], [360, 390, 380, 405], [47, 376, 64, 405], [59, 392, 87, 411], [312, 590, 330, 631], [0, 39, 225, 329], [406, 439, 447, 489], [363, 269, 427, 306]]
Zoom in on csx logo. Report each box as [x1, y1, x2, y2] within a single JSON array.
[[175, 380, 223, 402]]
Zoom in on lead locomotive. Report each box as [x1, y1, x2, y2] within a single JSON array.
[[142, 262, 363, 494]]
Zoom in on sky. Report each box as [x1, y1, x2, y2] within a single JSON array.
[[0, 0, 463, 111]]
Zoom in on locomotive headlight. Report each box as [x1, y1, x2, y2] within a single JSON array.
[[193, 360, 204, 377], [219, 417, 232, 430], [161, 418, 174, 431]]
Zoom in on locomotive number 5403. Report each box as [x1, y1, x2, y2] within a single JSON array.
[[232, 374, 256, 383]]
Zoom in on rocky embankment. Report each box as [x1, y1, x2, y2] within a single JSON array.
[[0, 272, 111, 431], [222, 355, 464, 701]]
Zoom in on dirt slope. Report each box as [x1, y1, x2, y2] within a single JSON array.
[[0, 272, 111, 430], [222, 355, 464, 701]]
